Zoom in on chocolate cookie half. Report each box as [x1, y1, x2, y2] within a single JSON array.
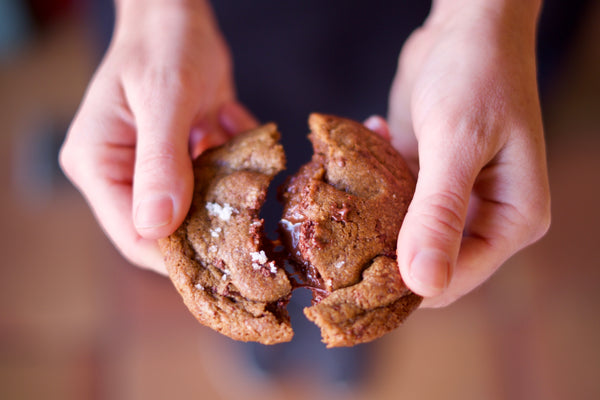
[[280, 114, 422, 347], [159, 124, 293, 344]]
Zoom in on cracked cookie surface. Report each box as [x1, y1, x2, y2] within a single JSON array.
[[281, 113, 422, 347], [159, 124, 293, 344]]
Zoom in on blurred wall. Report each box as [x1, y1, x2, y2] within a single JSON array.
[[0, 1, 599, 399]]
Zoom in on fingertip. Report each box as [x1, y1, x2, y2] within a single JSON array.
[[134, 193, 177, 239], [402, 249, 452, 298], [364, 115, 391, 141], [419, 295, 456, 309], [116, 232, 170, 276], [189, 124, 229, 159], [132, 241, 169, 277], [132, 152, 193, 240], [219, 101, 259, 135]]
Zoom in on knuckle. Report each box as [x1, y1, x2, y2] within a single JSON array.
[[505, 195, 551, 246], [135, 142, 179, 175], [58, 140, 80, 181], [139, 65, 199, 101], [417, 190, 467, 239], [526, 198, 552, 242]]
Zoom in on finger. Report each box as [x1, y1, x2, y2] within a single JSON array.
[[420, 201, 509, 308], [421, 140, 551, 307], [189, 120, 231, 159], [364, 115, 391, 141], [219, 101, 260, 135], [87, 167, 167, 274], [388, 69, 417, 153], [386, 31, 427, 162], [60, 102, 167, 274], [128, 80, 198, 240], [397, 137, 479, 298], [387, 75, 419, 174]]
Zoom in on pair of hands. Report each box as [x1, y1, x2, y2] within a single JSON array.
[[60, 0, 550, 308]]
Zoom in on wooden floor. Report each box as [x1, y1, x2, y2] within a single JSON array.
[[1, 7, 599, 400]]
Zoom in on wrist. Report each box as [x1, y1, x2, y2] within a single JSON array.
[[115, 0, 213, 15], [114, 0, 219, 40], [427, 0, 542, 33], [425, 0, 542, 59]]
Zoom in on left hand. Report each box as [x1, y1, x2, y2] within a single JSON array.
[[369, 0, 551, 307]]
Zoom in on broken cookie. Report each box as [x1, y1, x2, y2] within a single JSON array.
[[158, 123, 293, 345], [160, 114, 421, 347], [280, 114, 422, 347]]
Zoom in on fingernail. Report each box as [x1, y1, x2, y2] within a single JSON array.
[[409, 249, 451, 293], [135, 194, 173, 230]]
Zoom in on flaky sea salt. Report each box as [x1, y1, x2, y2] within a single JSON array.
[[222, 269, 231, 281], [250, 250, 268, 265], [334, 260, 345, 269], [208, 245, 217, 253], [206, 202, 237, 221], [210, 227, 222, 238], [268, 261, 277, 274], [194, 283, 204, 291]]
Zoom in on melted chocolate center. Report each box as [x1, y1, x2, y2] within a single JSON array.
[[279, 218, 329, 305]]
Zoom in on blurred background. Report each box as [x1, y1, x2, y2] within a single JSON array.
[[1, 0, 599, 399]]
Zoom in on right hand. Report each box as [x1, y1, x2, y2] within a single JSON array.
[[59, 0, 258, 274]]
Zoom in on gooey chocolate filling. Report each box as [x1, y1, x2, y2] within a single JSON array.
[[278, 218, 330, 306]]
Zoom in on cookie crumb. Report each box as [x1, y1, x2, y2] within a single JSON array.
[[206, 202, 237, 221]]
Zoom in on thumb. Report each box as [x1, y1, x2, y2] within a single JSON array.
[[131, 96, 197, 240], [363, 115, 391, 142], [397, 142, 476, 298]]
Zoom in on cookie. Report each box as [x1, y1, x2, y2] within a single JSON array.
[[159, 123, 293, 344], [280, 113, 422, 347]]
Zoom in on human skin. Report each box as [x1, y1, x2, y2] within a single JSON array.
[[59, 0, 258, 272], [382, 0, 550, 307], [60, 0, 550, 307]]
